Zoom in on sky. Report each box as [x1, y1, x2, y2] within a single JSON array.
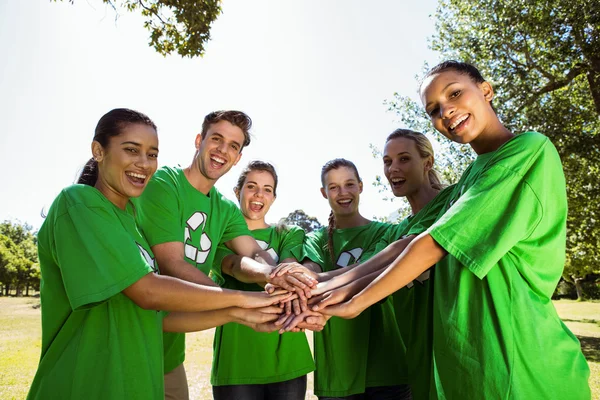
[[0, 0, 441, 229]]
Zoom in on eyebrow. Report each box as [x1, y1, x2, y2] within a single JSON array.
[[424, 81, 460, 109], [246, 180, 274, 188], [121, 141, 159, 152]]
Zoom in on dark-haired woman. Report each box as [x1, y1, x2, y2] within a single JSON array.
[[210, 160, 319, 400], [301, 159, 411, 400], [322, 62, 591, 399], [26, 109, 291, 400]]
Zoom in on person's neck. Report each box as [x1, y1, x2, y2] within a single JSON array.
[[184, 159, 215, 195], [94, 180, 128, 210], [471, 122, 514, 155], [334, 212, 370, 229], [406, 184, 439, 215], [246, 217, 269, 231]]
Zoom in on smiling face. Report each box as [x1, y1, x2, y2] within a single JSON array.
[[236, 170, 276, 222], [321, 166, 363, 218], [93, 123, 159, 208], [383, 137, 432, 197], [195, 120, 244, 183], [420, 69, 496, 147]]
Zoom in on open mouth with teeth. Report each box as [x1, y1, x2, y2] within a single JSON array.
[[125, 171, 147, 187], [337, 198, 353, 208], [248, 201, 265, 212], [448, 114, 470, 132], [209, 154, 227, 169], [390, 177, 406, 189]]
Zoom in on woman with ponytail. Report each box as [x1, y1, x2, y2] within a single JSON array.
[[27, 109, 292, 400], [298, 159, 411, 400], [277, 130, 452, 399]]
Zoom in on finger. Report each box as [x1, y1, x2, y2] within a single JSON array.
[[259, 306, 285, 314], [283, 275, 307, 290], [275, 313, 292, 326], [275, 262, 300, 277], [311, 294, 333, 311], [269, 288, 289, 296], [297, 322, 325, 332], [299, 297, 308, 313], [279, 312, 304, 333], [292, 299, 301, 315], [285, 300, 292, 315], [289, 272, 316, 288]]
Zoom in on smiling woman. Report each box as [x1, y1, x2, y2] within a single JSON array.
[[26, 109, 293, 400]]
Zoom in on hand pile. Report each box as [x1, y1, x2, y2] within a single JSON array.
[[263, 262, 329, 333]]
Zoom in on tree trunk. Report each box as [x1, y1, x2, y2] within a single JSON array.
[[26, 285, 29, 296], [573, 276, 584, 301], [586, 70, 600, 115]]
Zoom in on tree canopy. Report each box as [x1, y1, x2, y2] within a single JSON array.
[[381, 0, 599, 295], [56, 0, 223, 57], [0, 221, 40, 296], [281, 210, 323, 234]]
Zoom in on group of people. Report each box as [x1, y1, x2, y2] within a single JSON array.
[[27, 61, 591, 400]]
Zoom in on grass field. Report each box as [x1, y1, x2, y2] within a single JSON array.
[[1, 297, 598, 399]]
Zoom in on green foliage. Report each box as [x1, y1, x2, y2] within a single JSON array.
[[281, 210, 323, 234], [0, 221, 39, 296], [378, 0, 600, 293], [55, 0, 223, 57], [429, 0, 600, 288]]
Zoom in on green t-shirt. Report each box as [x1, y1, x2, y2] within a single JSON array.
[[304, 221, 409, 397], [135, 166, 251, 373], [27, 185, 163, 400], [210, 225, 315, 385], [427, 132, 591, 399], [371, 186, 454, 400]]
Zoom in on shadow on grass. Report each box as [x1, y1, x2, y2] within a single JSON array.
[[562, 318, 600, 327], [578, 336, 600, 363]]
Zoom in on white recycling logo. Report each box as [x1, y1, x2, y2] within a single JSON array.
[[137, 243, 158, 273], [184, 212, 213, 264], [336, 247, 363, 268], [256, 239, 279, 263]]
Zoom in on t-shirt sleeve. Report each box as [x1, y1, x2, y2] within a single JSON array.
[[220, 201, 251, 243], [54, 204, 153, 310], [135, 174, 183, 246], [302, 230, 325, 268], [428, 164, 542, 279], [279, 226, 305, 261]]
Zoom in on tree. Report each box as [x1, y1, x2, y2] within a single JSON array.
[[55, 0, 223, 57], [0, 221, 39, 296], [383, 0, 600, 297], [281, 210, 324, 234]]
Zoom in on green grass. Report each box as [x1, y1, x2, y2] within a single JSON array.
[[1, 297, 597, 399]]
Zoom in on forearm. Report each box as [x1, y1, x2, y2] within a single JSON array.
[[327, 236, 415, 286], [158, 259, 218, 286], [353, 233, 445, 309], [125, 273, 243, 312], [163, 308, 236, 332], [223, 254, 271, 284]]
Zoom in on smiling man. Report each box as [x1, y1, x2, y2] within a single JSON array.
[[135, 110, 276, 400]]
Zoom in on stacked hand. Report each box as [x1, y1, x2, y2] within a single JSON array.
[[261, 262, 329, 332]]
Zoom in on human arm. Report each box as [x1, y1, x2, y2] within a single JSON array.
[[221, 255, 316, 292], [303, 235, 415, 298], [122, 272, 293, 312], [162, 305, 283, 332], [322, 233, 445, 318], [152, 241, 218, 286], [224, 234, 277, 266]]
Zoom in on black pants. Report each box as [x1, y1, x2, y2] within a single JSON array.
[[319, 384, 413, 400], [212, 375, 307, 400]]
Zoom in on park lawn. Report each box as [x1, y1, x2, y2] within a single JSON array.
[[1, 297, 597, 400]]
